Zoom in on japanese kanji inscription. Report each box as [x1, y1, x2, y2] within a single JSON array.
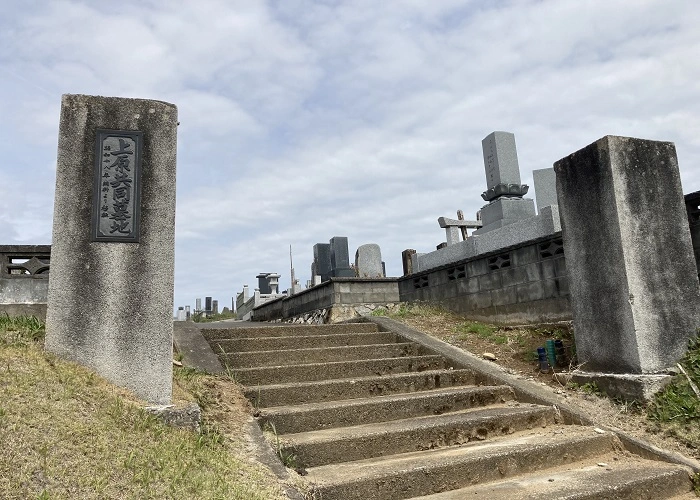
[[92, 129, 143, 242]]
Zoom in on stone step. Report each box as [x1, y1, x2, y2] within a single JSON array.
[[233, 355, 448, 386], [305, 426, 616, 500], [244, 368, 487, 408], [221, 342, 422, 368], [201, 322, 379, 340], [212, 331, 399, 353], [258, 385, 515, 434], [278, 403, 556, 468], [407, 456, 692, 499]]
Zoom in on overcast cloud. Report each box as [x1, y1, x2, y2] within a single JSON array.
[[1, 0, 699, 311]]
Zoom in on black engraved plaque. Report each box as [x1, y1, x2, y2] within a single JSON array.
[[91, 129, 143, 242]]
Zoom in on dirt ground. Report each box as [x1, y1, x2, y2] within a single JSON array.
[[394, 312, 700, 463]]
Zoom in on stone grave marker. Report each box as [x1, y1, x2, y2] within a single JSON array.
[[533, 168, 558, 213], [313, 243, 332, 282], [355, 244, 384, 278], [555, 135, 700, 399], [45, 94, 178, 405], [330, 236, 354, 277], [474, 132, 536, 234]]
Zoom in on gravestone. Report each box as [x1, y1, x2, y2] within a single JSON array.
[[313, 243, 332, 282], [45, 94, 177, 405], [205, 296, 212, 314], [195, 298, 202, 313], [474, 132, 536, 234], [554, 135, 700, 399], [402, 249, 416, 275], [212, 300, 218, 315], [329, 236, 354, 277], [355, 244, 384, 278], [185, 305, 191, 320], [533, 168, 558, 213]]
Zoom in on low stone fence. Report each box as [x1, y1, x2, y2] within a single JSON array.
[[399, 234, 571, 325], [252, 278, 400, 323], [0, 245, 51, 319]]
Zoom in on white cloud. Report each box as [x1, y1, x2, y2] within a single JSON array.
[[1, 0, 699, 308]]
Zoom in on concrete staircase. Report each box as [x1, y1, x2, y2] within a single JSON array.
[[199, 321, 697, 500]]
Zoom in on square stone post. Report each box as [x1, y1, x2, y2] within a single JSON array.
[[554, 135, 700, 400], [45, 94, 178, 405]]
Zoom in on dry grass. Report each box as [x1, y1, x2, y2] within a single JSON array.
[[0, 315, 286, 500]]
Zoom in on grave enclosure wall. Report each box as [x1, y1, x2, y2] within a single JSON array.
[[0, 245, 51, 319], [252, 278, 400, 323], [399, 234, 571, 325]]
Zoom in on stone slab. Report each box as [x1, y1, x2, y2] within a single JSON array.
[[474, 197, 537, 233], [45, 94, 177, 404], [533, 167, 558, 212], [554, 135, 700, 374], [570, 371, 673, 402], [173, 321, 224, 374], [355, 244, 383, 278], [482, 131, 522, 189]]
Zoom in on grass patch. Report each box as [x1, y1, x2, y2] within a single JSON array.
[[647, 338, 700, 448], [0, 316, 285, 499]]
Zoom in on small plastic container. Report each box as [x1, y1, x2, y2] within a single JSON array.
[[537, 347, 550, 373]]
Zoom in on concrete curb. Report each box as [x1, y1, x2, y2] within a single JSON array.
[[173, 321, 224, 374], [362, 315, 700, 474]]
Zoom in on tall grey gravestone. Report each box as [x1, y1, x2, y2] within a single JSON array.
[[555, 135, 700, 400], [45, 94, 178, 405], [473, 132, 536, 234]]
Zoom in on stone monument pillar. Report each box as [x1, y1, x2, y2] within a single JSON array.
[[45, 94, 178, 405], [473, 132, 536, 234], [555, 135, 700, 400]]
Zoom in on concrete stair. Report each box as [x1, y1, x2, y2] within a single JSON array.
[[200, 321, 695, 500]]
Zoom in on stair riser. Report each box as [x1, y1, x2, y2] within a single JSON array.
[[286, 407, 556, 468], [245, 370, 486, 408], [427, 467, 693, 500], [222, 343, 422, 368], [260, 386, 515, 434], [310, 433, 616, 500], [213, 332, 398, 353], [233, 355, 447, 385], [201, 322, 379, 340]]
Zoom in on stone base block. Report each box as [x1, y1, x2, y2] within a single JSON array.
[[571, 370, 673, 402], [145, 402, 201, 431], [475, 198, 536, 234]]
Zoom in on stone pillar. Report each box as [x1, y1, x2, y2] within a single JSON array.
[[554, 135, 700, 400], [402, 249, 416, 276], [45, 94, 177, 405]]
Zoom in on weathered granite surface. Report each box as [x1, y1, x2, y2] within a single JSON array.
[[45, 94, 178, 404]]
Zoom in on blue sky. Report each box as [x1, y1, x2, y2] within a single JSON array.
[[2, 0, 699, 311]]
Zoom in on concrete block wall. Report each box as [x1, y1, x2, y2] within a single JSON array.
[[252, 278, 400, 322], [0, 245, 51, 319], [399, 234, 571, 325]]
